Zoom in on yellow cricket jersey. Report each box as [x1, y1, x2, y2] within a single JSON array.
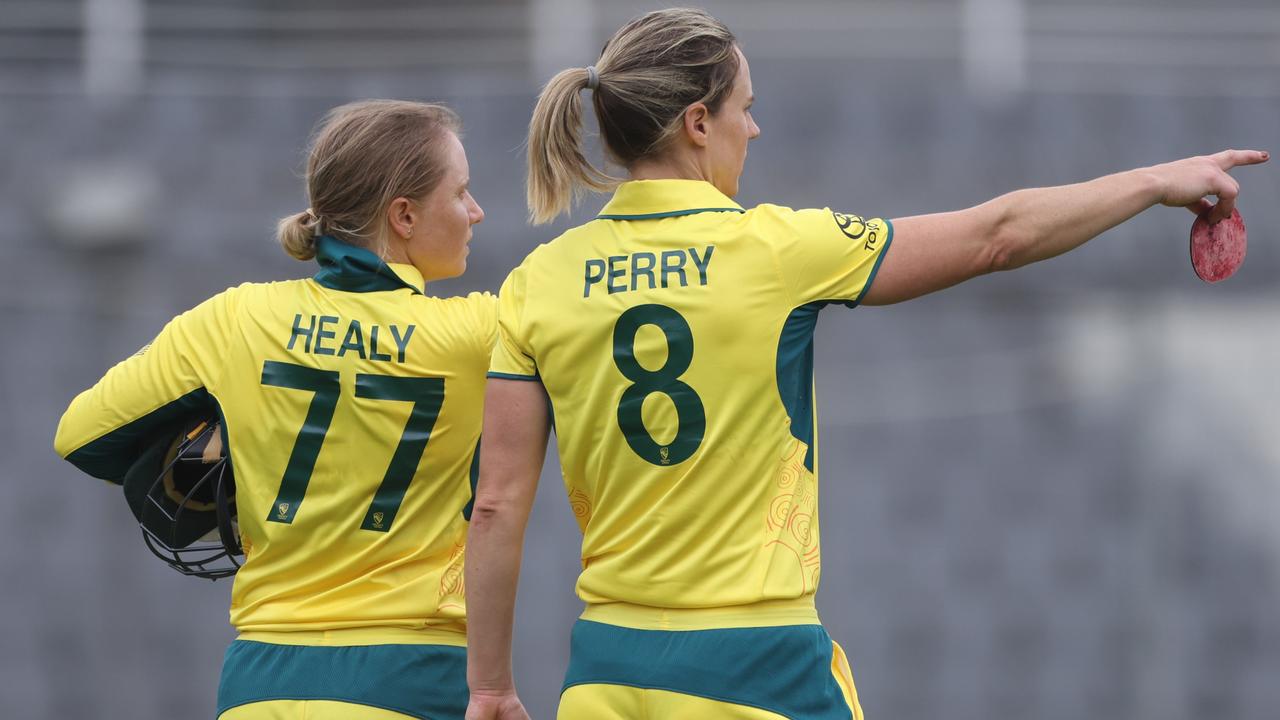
[[490, 179, 892, 623], [55, 236, 496, 643]]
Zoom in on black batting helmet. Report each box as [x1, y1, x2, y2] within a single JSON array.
[[122, 416, 243, 580]]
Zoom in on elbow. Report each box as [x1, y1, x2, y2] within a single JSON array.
[[468, 499, 502, 529], [966, 199, 1025, 276], [983, 218, 1027, 275], [468, 493, 519, 533], [985, 238, 1018, 275]]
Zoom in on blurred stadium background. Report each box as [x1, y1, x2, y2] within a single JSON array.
[[3, 0, 1278, 718]]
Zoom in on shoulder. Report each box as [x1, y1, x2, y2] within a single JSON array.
[[207, 278, 312, 307], [745, 204, 844, 233], [745, 204, 893, 247], [522, 220, 608, 266], [173, 281, 260, 325], [434, 291, 497, 320], [427, 291, 498, 347], [493, 233, 568, 297], [196, 279, 315, 321]]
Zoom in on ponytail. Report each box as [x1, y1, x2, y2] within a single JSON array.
[[524, 8, 739, 225], [276, 209, 321, 260], [526, 67, 618, 225]]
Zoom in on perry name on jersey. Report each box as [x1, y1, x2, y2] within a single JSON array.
[[582, 246, 714, 297]]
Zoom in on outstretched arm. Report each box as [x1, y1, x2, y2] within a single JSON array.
[[464, 378, 549, 720], [862, 149, 1269, 306]]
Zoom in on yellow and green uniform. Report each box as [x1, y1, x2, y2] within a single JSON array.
[[491, 179, 893, 719], [55, 236, 496, 720]]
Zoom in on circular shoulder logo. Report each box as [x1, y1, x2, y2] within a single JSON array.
[[832, 211, 885, 251], [832, 211, 868, 240]]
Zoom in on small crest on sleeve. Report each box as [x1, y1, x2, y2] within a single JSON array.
[[831, 211, 886, 251]]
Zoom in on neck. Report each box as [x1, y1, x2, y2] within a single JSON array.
[[376, 236, 435, 291], [629, 150, 708, 183], [378, 232, 408, 265]]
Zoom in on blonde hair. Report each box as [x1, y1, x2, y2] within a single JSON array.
[[526, 8, 739, 224], [277, 100, 461, 260]]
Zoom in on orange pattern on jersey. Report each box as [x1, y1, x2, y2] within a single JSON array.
[[437, 540, 466, 612], [763, 437, 821, 592], [568, 488, 593, 531]]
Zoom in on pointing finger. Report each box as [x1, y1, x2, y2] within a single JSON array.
[[1213, 149, 1270, 170]]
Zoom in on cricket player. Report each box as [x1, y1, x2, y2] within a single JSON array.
[[56, 100, 493, 720], [463, 8, 1268, 720]]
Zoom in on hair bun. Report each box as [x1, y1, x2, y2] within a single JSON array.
[[276, 209, 320, 261]]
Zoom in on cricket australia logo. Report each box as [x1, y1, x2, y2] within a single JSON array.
[[372, 512, 385, 529], [659, 446, 670, 465], [277, 502, 290, 520]]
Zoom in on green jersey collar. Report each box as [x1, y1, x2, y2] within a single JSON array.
[[313, 235, 425, 295], [597, 179, 745, 220]]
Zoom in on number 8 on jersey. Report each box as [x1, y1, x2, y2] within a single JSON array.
[[612, 303, 705, 466]]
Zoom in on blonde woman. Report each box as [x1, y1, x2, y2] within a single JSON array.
[[56, 100, 492, 720], [465, 8, 1268, 720]]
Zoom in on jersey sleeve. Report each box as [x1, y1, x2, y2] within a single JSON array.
[[488, 264, 539, 381], [768, 206, 894, 307], [53, 287, 241, 482], [459, 291, 499, 367]]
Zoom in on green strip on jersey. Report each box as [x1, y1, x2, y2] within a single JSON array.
[[596, 207, 746, 221], [486, 371, 540, 381], [775, 219, 895, 472], [64, 387, 214, 483], [217, 640, 467, 720], [461, 436, 481, 521], [563, 620, 853, 720], [851, 218, 894, 308], [775, 303, 823, 473]]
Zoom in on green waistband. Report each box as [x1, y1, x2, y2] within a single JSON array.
[[563, 620, 852, 719], [217, 640, 466, 719]]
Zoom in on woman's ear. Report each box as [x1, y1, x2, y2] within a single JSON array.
[[683, 103, 711, 148], [386, 196, 420, 241]]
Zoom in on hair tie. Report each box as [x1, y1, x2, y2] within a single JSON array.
[[303, 208, 322, 237], [585, 66, 599, 91]]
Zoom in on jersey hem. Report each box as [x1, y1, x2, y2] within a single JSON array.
[[217, 696, 435, 720], [850, 217, 895, 307], [235, 626, 467, 647], [486, 371, 540, 381], [560, 679, 799, 719], [581, 597, 820, 631]]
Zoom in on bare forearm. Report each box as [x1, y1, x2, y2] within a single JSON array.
[[465, 379, 549, 705], [988, 168, 1163, 271], [864, 149, 1266, 306], [465, 500, 530, 692]]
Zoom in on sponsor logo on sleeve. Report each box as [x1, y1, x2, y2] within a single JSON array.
[[832, 211, 884, 252]]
